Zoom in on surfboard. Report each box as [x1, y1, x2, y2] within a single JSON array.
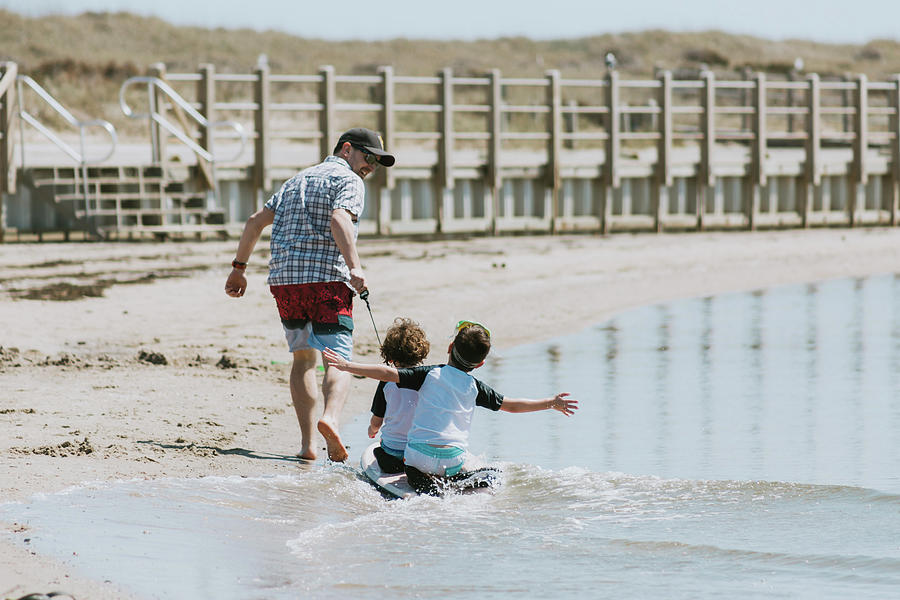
[[360, 442, 501, 499], [360, 442, 416, 499]]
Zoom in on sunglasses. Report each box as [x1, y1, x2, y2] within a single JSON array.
[[456, 320, 491, 338], [351, 144, 380, 168]]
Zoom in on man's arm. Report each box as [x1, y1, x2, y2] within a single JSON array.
[[330, 208, 366, 293], [225, 207, 274, 297], [323, 348, 399, 383], [500, 393, 578, 416]]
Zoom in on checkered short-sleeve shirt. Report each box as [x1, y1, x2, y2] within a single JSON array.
[[264, 156, 365, 286]]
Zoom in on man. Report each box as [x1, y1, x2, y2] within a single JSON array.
[[225, 127, 395, 462]]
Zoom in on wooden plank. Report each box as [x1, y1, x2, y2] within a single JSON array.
[[254, 63, 270, 204], [546, 69, 561, 232], [377, 65, 395, 236], [802, 74, 821, 228], [319, 66, 336, 161], [198, 64, 215, 155], [602, 70, 620, 234], [437, 67, 454, 232], [379, 65, 395, 191], [0, 61, 17, 229], [891, 76, 900, 226], [438, 67, 454, 190], [654, 70, 673, 232], [748, 72, 767, 230], [851, 74, 869, 227], [605, 70, 621, 189], [488, 68, 502, 234], [697, 70, 715, 231], [148, 63, 168, 165]]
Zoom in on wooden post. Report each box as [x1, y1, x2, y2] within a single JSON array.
[[488, 68, 502, 234], [254, 62, 270, 207], [787, 69, 797, 134], [0, 61, 17, 243], [546, 69, 562, 233], [437, 67, 454, 233], [198, 64, 215, 155], [148, 63, 167, 165], [890, 75, 900, 227], [747, 72, 767, 230], [654, 70, 673, 233], [564, 99, 577, 149], [698, 70, 715, 231], [851, 74, 868, 227], [741, 67, 753, 133], [319, 65, 336, 160], [197, 63, 218, 214], [802, 73, 821, 228], [377, 65, 395, 235], [842, 73, 852, 135], [602, 70, 620, 234]]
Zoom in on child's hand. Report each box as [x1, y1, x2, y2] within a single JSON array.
[[322, 348, 348, 370], [551, 393, 578, 416]]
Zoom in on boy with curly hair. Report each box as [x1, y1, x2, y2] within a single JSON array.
[[368, 317, 431, 474]]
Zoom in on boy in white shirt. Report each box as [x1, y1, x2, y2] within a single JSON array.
[[368, 318, 431, 474], [323, 320, 577, 494]]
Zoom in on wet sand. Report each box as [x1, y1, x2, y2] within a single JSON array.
[[2, 228, 900, 599]]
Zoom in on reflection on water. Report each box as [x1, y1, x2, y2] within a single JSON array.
[[3, 274, 900, 600], [474, 274, 900, 493]]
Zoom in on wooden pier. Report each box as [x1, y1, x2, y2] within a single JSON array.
[[2, 60, 899, 239]]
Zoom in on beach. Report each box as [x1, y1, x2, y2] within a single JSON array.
[[2, 227, 900, 600]]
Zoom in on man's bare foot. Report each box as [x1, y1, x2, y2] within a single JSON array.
[[296, 450, 316, 461], [317, 418, 348, 462]]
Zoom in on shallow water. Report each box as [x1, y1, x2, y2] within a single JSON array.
[[4, 274, 900, 599], [474, 274, 900, 492]]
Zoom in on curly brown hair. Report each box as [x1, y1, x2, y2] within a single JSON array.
[[380, 317, 430, 367]]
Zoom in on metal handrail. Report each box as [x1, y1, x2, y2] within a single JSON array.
[[119, 76, 246, 164], [16, 75, 118, 167], [16, 75, 118, 223]]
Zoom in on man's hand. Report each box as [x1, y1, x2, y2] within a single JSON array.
[[225, 270, 248, 297], [349, 267, 367, 294]]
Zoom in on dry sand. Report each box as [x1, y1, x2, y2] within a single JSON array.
[[2, 228, 900, 599]]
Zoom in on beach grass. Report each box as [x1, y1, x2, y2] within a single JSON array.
[[3, 9, 900, 134]]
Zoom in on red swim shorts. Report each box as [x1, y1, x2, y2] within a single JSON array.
[[269, 282, 354, 332]]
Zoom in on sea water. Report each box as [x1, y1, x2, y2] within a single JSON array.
[[3, 275, 900, 599]]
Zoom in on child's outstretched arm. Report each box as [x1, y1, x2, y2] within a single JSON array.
[[500, 392, 578, 416], [322, 348, 400, 383]]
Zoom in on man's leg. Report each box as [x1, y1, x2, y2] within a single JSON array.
[[316, 363, 350, 462], [290, 349, 319, 460]]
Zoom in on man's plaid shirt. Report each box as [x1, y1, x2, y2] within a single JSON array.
[[265, 156, 365, 286]]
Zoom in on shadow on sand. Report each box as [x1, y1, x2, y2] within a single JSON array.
[[137, 440, 315, 464]]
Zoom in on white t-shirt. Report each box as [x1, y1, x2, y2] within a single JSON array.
[[396, 364, 504, 450], [370, 380, 419, 452]]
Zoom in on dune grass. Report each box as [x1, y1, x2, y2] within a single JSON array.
[[3, 9, 900, 135]]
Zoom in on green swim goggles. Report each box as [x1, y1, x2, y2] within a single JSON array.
[[455, 320, 491, 338]]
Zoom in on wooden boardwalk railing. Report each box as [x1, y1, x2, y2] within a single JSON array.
[[153, 63, 900, 235], [4, 61, 900, 239]]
